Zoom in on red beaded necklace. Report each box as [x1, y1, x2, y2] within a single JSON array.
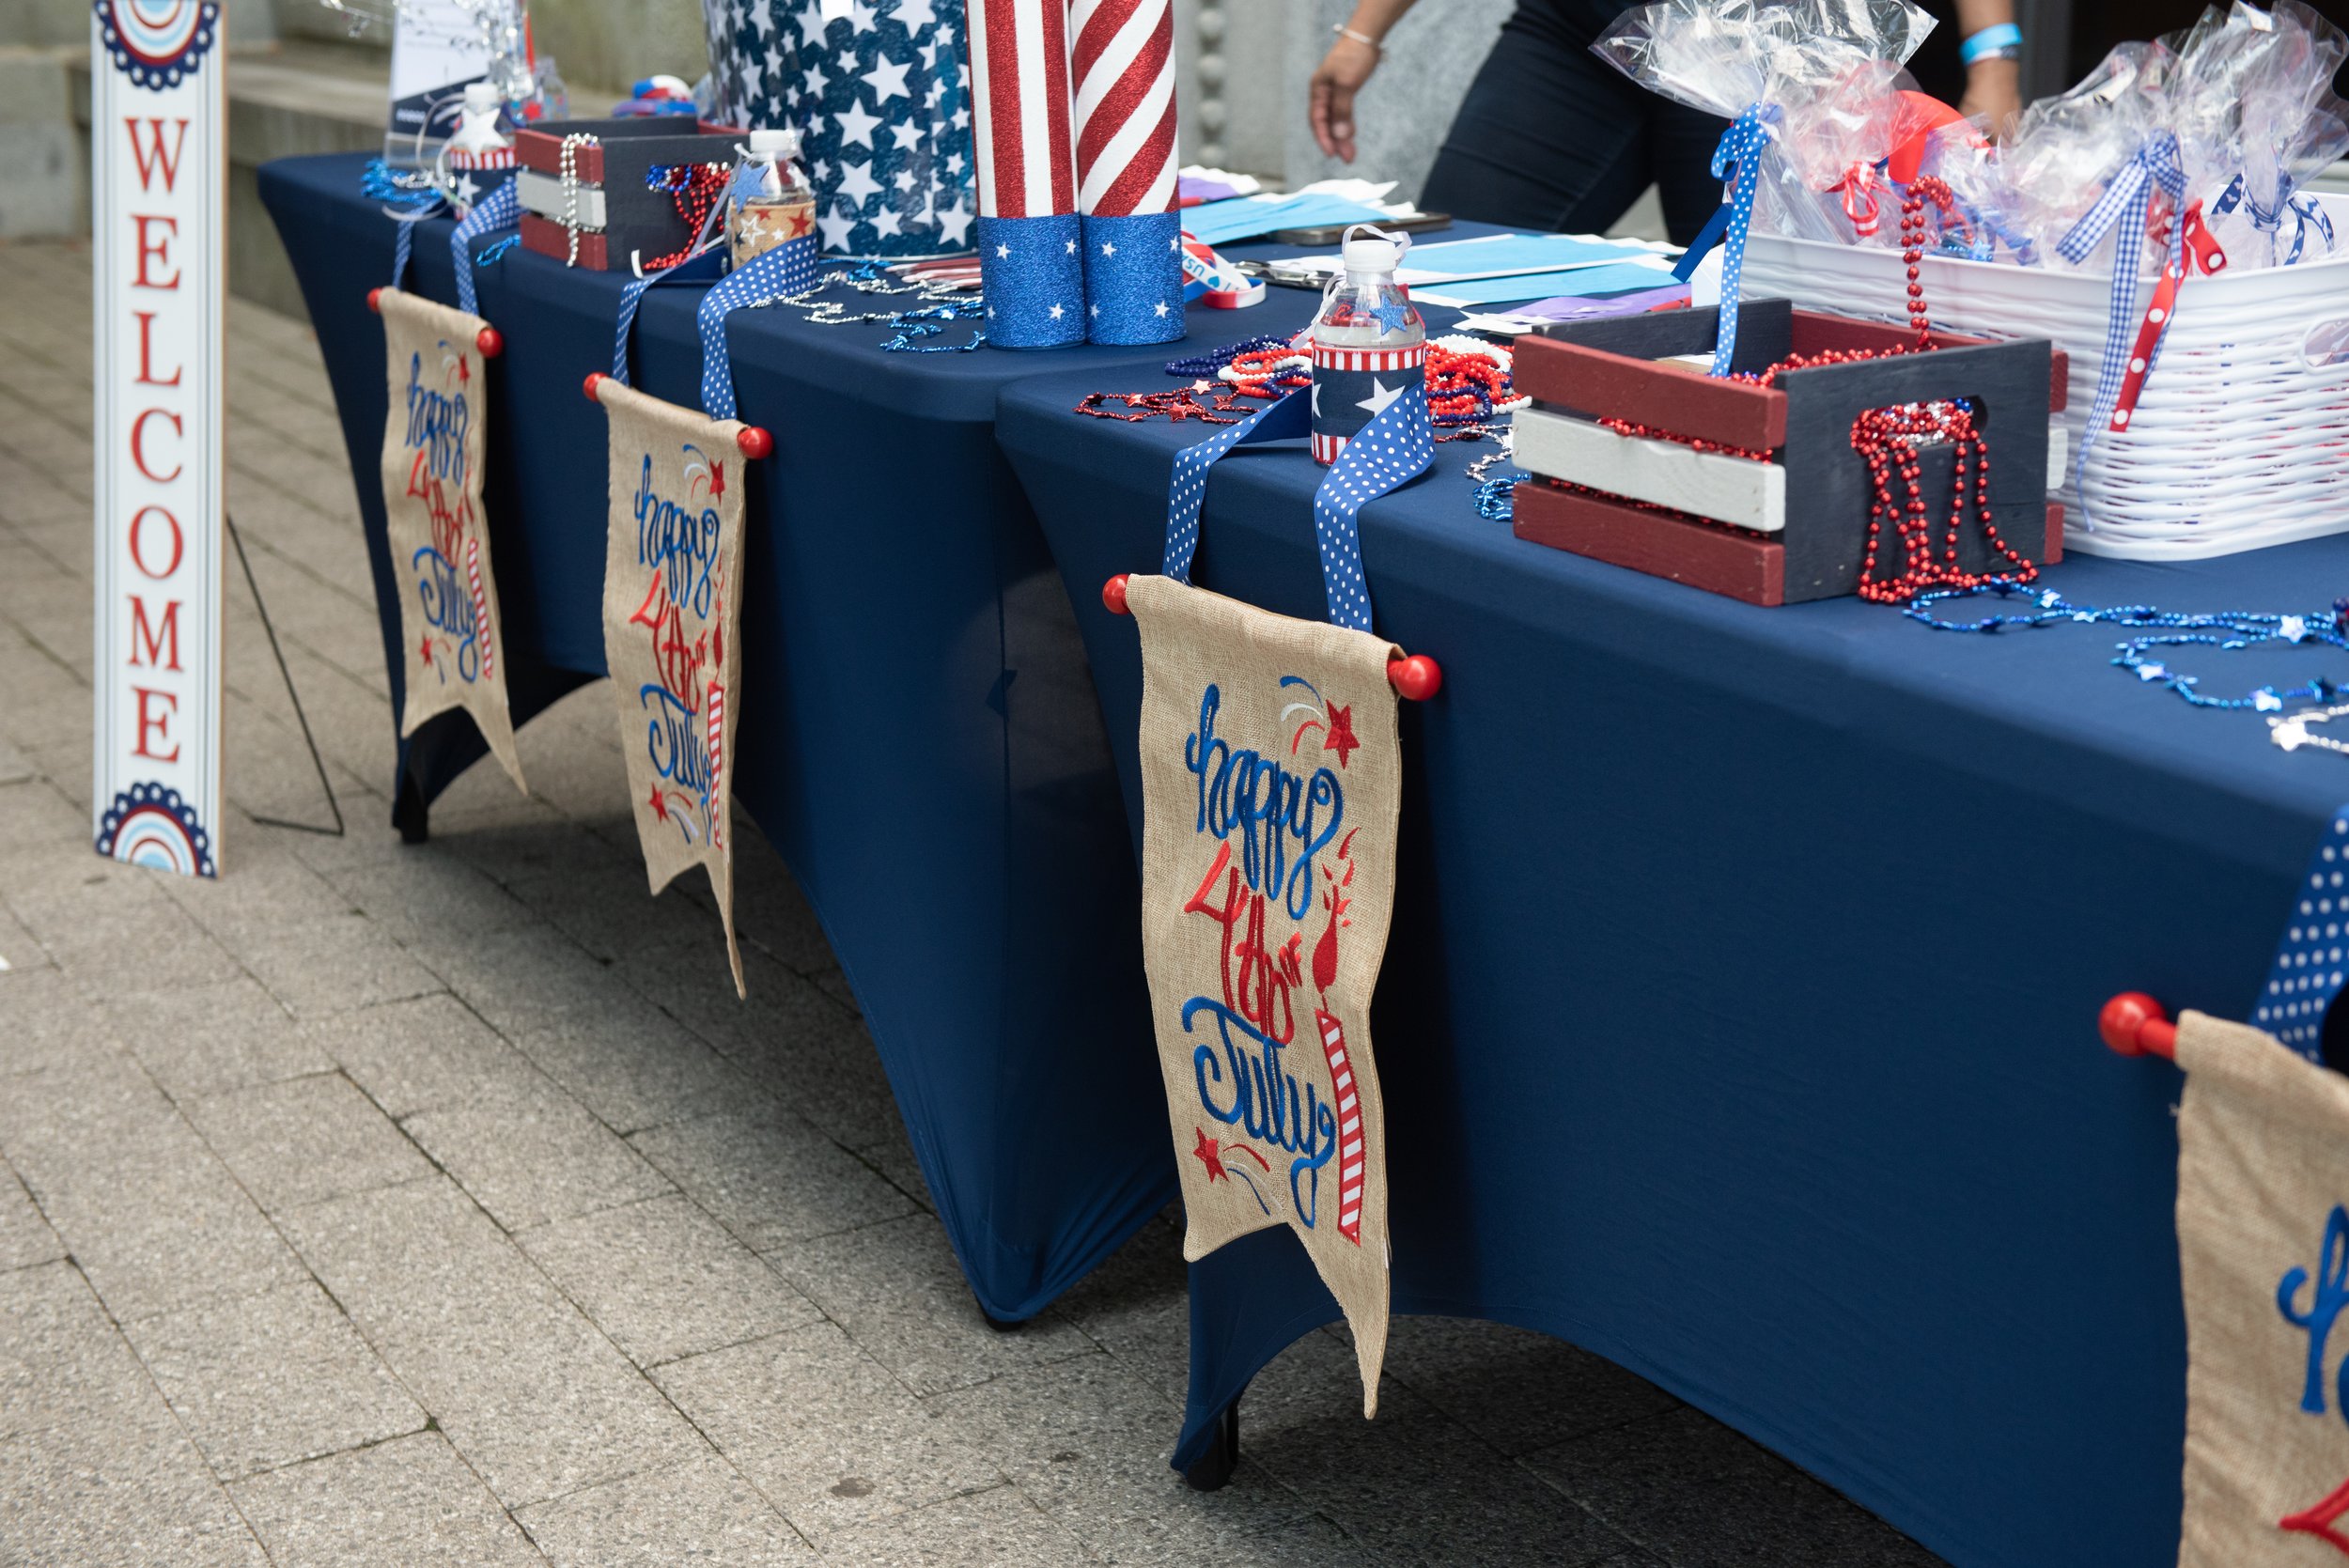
[[1586, 175, 2030, 604], [642, 163, 732, 272]]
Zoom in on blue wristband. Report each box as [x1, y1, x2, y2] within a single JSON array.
[[1960, 22, 2022, 63]]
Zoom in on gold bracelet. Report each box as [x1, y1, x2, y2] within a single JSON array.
[[1332, 23, 1382, 51]]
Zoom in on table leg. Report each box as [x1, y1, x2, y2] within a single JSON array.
[[1182, 1395, 1240, 1492], [394, 768, 430, 846]]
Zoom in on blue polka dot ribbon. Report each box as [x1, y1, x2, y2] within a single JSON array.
[[1703, 103, 1781, 379], [2214, 172, 2335, 267], [2057, 132, 2186, 523], [1161, 378, 1432, 633], [611, 248, 731, 385], [1163, 388, 1309, 582], [2257, 807, 2349, 1063], [1312, 380, 1432, 631], [449, 176, 520, 318], [696, 238, 824, 420]]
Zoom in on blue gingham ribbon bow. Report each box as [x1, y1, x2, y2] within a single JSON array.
[[447, 177, 520, 318], [2214, 173, 2335, 267], [1703, 103, 1781, 379], [2056, 132, 2186, 514]]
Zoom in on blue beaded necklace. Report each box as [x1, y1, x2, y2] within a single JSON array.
[[1907, 579, 2349, 713]]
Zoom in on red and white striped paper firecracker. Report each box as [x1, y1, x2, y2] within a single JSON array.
[[967, 0, 1084, 348], [1072, 0, 1184, 345], [1311, 341, 1428, 463]]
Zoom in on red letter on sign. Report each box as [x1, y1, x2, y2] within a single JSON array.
[[129, 597, 182, 672], [123, 117, 188, 193], [132, 687, 180, 762], [132, 215, 179, 290], [131, 409, 183, 484], [127, 506, 183, 579], [133, 312, 181, 387]]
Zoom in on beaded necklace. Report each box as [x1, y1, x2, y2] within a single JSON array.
[[738, 259, 988, 351], [643, 163, 732, 272]]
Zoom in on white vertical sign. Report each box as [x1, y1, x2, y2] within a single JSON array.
[[92, 0, 226, 877]]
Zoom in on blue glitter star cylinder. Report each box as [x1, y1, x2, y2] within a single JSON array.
[[978, 213, 1085, 348], [1081, 210, 1184, 346], [703, 0, 976, 260]]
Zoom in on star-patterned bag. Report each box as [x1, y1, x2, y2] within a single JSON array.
[[1119, 380, 1434, 1417], [378, 288, 525, 793], [595, 378, 750, 997], [702, 0, 977, 258]]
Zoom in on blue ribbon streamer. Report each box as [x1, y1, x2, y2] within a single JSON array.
[[611, 248, 731, 384], [2215, 173, 2335, 267], [696, 238, 824, 420], [2056, 132, 2186, 520], [1161, 380, 1432, 632], [448, 177, 520, 318], [1703, 103, 1780, 378], [2257, 806, 2349, 1064]]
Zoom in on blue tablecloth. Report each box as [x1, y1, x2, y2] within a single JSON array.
[[998, 363, 2349, 1567], [257, 150, 1321, 1322]]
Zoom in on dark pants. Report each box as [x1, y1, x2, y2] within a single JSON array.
[[1420, 0, 1730, 245]]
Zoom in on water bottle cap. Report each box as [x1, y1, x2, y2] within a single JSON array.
[[461, 81, 503, 114], [1341, 235, 1402, 272], [748, 128, 801, 158]]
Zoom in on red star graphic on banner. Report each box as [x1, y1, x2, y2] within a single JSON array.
[[708, 460, 725, 499], [1190, 1126, 1227, 1182], [646, 784, 669, 822], [419, 634, 434, 666], [1322, 703, 1360, 768]]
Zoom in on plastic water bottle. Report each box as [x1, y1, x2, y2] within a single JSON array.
[[1309, 224, 1425, 465], [727, 129, 816, 270]]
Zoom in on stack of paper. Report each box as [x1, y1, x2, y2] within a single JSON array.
[[1179, 179, 1416, 247]]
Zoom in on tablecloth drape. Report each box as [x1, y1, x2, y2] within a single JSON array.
[[260, 150, 1301, 1321], [999, 360, 2349, 1568]]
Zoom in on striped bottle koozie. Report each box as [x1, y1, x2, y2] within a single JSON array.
[[1311, 340, 1427, 465]]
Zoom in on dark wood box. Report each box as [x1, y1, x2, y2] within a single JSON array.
[[513, 116, 737, 271], [1509, 301, 2068, 607]]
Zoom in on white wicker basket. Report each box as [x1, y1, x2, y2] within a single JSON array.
[[1740, 195, 2349, 560]]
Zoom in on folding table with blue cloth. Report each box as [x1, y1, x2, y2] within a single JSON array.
[[997, 346, 2349, 1564], [256, 148, 1355, 1326]]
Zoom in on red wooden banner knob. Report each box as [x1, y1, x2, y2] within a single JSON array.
[[583, 371, 607, 403], [1387, 653, 1442, 702], [366, 287, 384, 314], [475, 326, 504, 359], [2099, 992, 2178, 1062], [1103, 574, 1131, 615], [737, 426, 774, 459]]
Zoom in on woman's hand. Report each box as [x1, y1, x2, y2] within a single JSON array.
[[1310, 34, 1381, 163], [1960, 56, 2023, 140]]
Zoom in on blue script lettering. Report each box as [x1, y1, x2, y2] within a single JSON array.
[[402, 352, 470, 484], [1186, 684, 1342, 921], [1185, 996, 1338, 1224], [2280, 1204, 2349, 1415], [410, 547, 477, 682], [639, 683, 709, 800], [632, 455, 721, 620]]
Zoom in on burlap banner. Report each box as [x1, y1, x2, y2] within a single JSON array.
[[1128, 573, 1398, 1415], [379, 288, 523, 790], [2176, 1007, 2349, 1562], [596, 378, 747, 996]]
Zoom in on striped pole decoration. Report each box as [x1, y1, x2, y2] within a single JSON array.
[[1315, 1010, 1367, 1245], [1071, 0, 1184, 344], [705, 676, 727, 852], [465, 536, 494, 680], [966, 0, 1084, 347], [1309, 342, 1427, 464]]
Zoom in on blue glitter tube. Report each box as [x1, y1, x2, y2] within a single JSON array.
[[1081, 210, 1186, 346], [976, 213, 1086, 349]]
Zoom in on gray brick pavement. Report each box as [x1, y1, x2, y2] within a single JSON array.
[[0, 237, 1943, 1566]]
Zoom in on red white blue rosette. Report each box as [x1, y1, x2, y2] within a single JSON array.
[[97, 782, 216, 877], [94, 0, 220, 90]]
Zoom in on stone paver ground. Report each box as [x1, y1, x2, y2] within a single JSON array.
[[0, 236, 1946, 1566]]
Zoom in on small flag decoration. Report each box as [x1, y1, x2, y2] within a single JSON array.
[[377, 289, 525, 794]]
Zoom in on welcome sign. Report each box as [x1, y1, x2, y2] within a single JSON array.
[[91, 0, 226, 877]]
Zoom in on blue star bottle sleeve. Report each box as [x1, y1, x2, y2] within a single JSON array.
[[1309, 228, 1424, 465]]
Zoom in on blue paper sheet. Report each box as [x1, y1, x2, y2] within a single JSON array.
[[1413, 261, 1680, 305], [1179, 193, 1396, 246], [1401, 232, 1660, 276]]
